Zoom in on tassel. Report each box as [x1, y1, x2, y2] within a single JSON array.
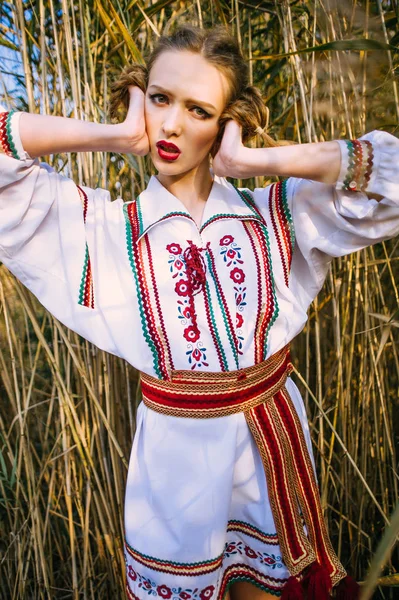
[[281, 575, 304, 600], [335, 575, 360, 600], [306, 562, 332, 600]]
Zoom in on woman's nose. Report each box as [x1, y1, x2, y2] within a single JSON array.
[[161, 106, 183, 136]]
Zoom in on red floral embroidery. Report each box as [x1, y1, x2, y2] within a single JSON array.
[[218, 235, 247, 356], [235, 292, 244, 307], [219, 235, 243, 267], [245, 546, 258, 559], [192, 348, 201, 361], [220, 235, 234, 246], [179, 593, 192, 600], [166, 243, 182, 255], [157, 585, 173, 598], [175, 279, 191, 296], [168, 241, 209, 370], [181, 305, 191, 320], [230, 267, 245, 284], [183, 325, 200, 343], [223, 539, 284, 570], [187, 344, 208, 369], [199, 586, 215, 600], [128, 565, 137, 581]]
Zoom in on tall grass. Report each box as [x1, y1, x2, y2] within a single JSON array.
[[0, 1, 398, 598]]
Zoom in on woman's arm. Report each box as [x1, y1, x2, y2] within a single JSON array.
[[213, 120, 341, 184], [0, 87, 148, 159]]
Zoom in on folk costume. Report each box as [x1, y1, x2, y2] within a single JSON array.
[[1, 108, 399, 599]]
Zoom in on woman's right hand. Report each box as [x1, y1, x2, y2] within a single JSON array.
[[113, 86, 149, 156]]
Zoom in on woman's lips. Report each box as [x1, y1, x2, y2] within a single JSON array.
[[156, 140, 181, 162]]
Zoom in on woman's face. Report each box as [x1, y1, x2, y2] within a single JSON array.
[[144, 50, 231, 177]]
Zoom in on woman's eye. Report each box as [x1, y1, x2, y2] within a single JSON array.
[[192, 106, 210, 119], [150, 93, 167, 104]]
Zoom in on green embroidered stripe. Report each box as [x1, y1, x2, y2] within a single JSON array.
[[234, 188, 264, 221], [135, 195, 145, 237], [227, 519, 278, 539], [139, 211, 193, 239], [78, 243, 90, 305], [125, 538, 223, 568], [5, 111, 20, 160], [206, 252, 239, 370], [257, 220, 280, 359], [123, 204, 162, 378], [281, 179, 295, 251], [204, 279, 229, 371], [200, 212, 256, 233]]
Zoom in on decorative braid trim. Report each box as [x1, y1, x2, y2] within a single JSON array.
[[78, 244, 95, 309], [243, 219, 279, 363], [342, 139, 374, 192], [235, 187, 267, 223], [123, 201, 169, 379], [219, 563, 287, 598], [200, 213, 257, 234], [125, 539, 223, 576], [227, 520, 279, 546], [140, 344, 292, 419], [203, 278, 229, 371], [0, 111, 20, 159], [146, 236, 174, 374], [199, 186, 265, 234], [137, 210, 194, 241], [269, 181, 295, 288], [245, 390, 346, 585], [76, 185, 95, 309]]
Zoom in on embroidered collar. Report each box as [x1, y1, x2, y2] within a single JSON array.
[[133, 173, 263, 240]]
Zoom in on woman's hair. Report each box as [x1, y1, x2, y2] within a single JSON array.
[[110, 25, 278, 155]]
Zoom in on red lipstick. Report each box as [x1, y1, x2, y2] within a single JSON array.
[[156, 140, 181, 162]]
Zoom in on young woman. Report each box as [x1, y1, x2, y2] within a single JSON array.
[[1, 25, 398, 600]]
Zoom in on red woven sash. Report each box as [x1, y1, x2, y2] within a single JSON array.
[[140, 345, 351, 598]]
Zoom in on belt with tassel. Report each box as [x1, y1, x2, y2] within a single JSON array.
[[140, 344, 359, 599]]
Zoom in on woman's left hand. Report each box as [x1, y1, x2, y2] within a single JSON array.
[[212, 120, 254, 179]]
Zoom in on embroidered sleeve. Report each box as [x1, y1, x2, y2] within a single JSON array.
[[0, 110, 31, 161], [335, 138, 374, 192]]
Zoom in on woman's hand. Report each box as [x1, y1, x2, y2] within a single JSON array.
[[212, 120, 254, 179], [113, 86, 149, 156], [212, 119, 341, 184]]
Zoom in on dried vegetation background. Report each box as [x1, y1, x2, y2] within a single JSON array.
[[0, 0, 398, 599]]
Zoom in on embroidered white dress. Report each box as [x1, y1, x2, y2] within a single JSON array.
[[1, 109, 399, 599]]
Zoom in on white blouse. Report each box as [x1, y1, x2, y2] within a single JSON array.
[[1, 109, 399, 379]]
